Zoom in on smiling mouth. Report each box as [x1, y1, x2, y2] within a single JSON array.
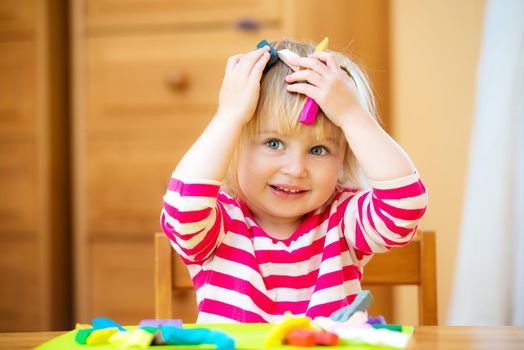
[[269, 185, 307, 194]]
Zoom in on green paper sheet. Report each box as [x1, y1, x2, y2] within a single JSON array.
[[35, 323, 413, 350]]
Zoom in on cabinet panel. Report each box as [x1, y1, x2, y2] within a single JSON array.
[[0, 142, 37, 234], [0, 41, 36, 135], [0, 0, 35, 35], [85, 0, 281, 31], [0, 239, 40, 331], [88, 239, 155, 324], [85, 131, 211, 235], [85, 28, 281, 132]]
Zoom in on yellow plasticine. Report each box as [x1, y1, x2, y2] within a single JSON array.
[[86, 327, 119, 345], [264, 316, 312, 347], [75, 323, 91, 329], [109, 329, 154, 349], [314, 37, 329, 53], [108, 331, 129, 347]]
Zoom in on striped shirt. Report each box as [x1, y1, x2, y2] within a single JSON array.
[[160, 172, 427, 323]]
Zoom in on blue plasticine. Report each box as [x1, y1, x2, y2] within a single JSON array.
[[329, 290, 374, 322], [160, 326, 235, 350], [256, 39, 278, 69], [91, 317, 126, 331]]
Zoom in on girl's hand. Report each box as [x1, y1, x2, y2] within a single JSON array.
[[285, 52, 369, 127], [216, 46, 271, 125]]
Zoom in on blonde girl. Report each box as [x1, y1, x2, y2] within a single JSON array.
[[161, 38, 427, 323]]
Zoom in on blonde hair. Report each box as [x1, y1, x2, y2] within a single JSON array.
[[223, 38, 378, 198]]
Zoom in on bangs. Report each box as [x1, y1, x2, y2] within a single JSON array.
[[244, 43, 343, 142]]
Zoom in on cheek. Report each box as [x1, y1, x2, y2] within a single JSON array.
[[237, 146, 266, 187], [317, 159, 344, 184]]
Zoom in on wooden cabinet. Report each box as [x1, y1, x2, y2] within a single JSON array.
[[72, 0, 390, 324], [0, 1, 69, 331], [84, 0, 281, 30]]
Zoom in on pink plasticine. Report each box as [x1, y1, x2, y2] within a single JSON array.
[[299, 98, 319, 125]]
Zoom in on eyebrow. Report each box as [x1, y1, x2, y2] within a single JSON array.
[[258, 130, 342, 147]]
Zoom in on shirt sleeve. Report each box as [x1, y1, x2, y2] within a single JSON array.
[[343, 172, 428, 257], [159, 172, 225, 263]]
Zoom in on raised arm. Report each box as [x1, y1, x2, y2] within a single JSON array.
[[285, 51, 415, 181], [175, 46, 270, 180], [161, 47, 270, 262], [285, 52, 427, 254]]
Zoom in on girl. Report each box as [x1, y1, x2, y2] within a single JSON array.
[[160, 39, 428, 323]]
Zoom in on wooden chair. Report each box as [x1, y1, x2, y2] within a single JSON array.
[[155, 230, 437, 325]]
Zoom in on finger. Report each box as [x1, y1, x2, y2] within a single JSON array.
[[286, 56, 329, 75], [237, 46, 270, 73], [225, 54, 244, 74], [307, 52, 342, 72], [285, 69, 323, 87], [250, 51, 271, 80], [286, 82, 320, 100]]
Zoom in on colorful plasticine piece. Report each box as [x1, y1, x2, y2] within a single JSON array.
[[109, 328, 155, 349], [299, 37, 329, 125], [367, 315, 387, 325], [330, 290, 374, 322], [86, 328, 119, 345], [75, 323, 92, 329], [335, 327, 410, 349], [139, 326, 160, 335], [257, 39, 279, 70], [314, 330, 340, 346], [285, 329, 340, 347], [75, 328, 94, 344], [314, 37, 329, 52], [92, 317, 126, 331], [313, 315, 412, 349], [299, 99, 319, 126], [159, 327, 235, 350], [371, 324, 404, 332], [277, 48, 301, 72], [345, 311, 369, 325], [138, 319, 182, 328], [285, 329, 316, 347], [264, 315, 313, 347]]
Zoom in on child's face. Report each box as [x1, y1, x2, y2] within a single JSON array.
[[237, 117, 346, 231]]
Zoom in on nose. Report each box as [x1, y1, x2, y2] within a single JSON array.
[[281, 150, 308, 178]]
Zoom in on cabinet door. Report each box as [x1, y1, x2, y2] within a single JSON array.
[[84, 28, 281, 236], [76, 27, 282, 322], [0, 240, 40, 330], [85, 0, 282, 31], [0, 143, 37, 233], [0, 39, 40, 331], [0, 1, 35, 35], [0, 41, 36, 135]]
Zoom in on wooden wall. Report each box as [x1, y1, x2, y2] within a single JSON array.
[[0, 0, 70, 331]]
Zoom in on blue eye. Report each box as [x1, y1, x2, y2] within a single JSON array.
[[310, 146, 328, 156], [265, 139, 284, 150]]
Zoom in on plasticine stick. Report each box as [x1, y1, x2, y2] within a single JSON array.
[[299, 37, 329, 125]]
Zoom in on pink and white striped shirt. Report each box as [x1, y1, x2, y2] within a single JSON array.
[[160, 172, 427, 323]]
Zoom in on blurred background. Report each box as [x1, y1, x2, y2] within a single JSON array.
[[3, 0, 517, 332]]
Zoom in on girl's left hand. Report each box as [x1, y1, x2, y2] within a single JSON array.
[[285, 52, 368, 127]]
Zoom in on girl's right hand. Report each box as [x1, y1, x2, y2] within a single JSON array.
[[216, 46, 271, 125]]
